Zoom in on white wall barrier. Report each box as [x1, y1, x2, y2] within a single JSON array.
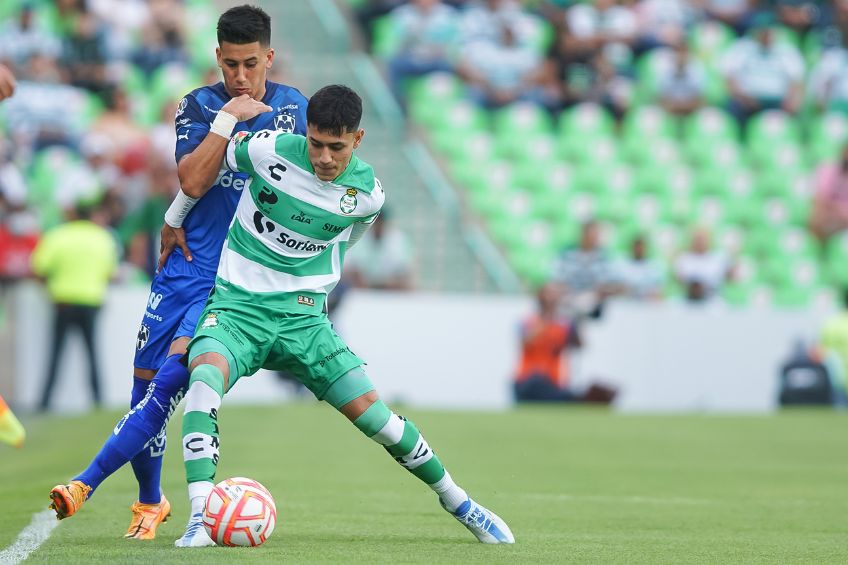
[[7, 282, 835, 413]]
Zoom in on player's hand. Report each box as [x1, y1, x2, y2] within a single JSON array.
[[221, 94, 273, 122], [158, 223, 191, 272], [0, 64, 16, 101]]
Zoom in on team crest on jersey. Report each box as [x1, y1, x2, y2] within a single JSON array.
[[136, 324, 150, 350], [233, 130, 252, 145], [175, 97, 187, 118], [274, 112, 296, 132], [340, 188, 358, 214], [201, 313, 218, 328]]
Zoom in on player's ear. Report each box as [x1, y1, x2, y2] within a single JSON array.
[[265, 48, 274, 69], [215, 46, 222, 68], [353, 128, 365, 149]]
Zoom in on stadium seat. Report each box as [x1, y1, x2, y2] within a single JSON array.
[[620, 106, 675, 163], [689, 21, 735, 66], [408, 73, 466, 125], [808, 113, 848, 164], [558, 103, 615, 149]]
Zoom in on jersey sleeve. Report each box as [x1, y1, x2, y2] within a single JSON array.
[[174, 94, 210, 163], [225, 129, 287, 176], [361, 177, 385, 224]]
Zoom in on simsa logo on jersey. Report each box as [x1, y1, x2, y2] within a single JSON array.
[[215, 170, 247, 190]]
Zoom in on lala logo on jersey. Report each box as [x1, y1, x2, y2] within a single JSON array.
[[340, 188, 358, 214], [274, 112, 296, 132]]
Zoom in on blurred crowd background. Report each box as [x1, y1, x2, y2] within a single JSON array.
[[351, 0, 848, 312]]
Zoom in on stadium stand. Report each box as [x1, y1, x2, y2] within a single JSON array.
[[349, 0, 848, 308]]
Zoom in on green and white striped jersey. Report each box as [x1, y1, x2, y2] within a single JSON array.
[[217, 129, 384, 312]]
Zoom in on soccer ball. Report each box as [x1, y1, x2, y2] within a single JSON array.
[[203, 477, 277, 547]]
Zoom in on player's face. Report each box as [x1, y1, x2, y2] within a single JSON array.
[[216, 41, 274, 100], [307, 127, 365, 181]]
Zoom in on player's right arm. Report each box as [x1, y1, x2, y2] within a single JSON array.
[[158, 94, 272, 269]]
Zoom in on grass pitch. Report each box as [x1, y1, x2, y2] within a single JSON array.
[[2, 403, 847, 563]]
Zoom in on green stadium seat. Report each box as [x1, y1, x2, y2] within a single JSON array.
[[808, 113, 848, 164], [748, 140, 805, 172], [747, 110, 801, 152], [371, 14, 400, 58], [684, 106, 739, 143], [558, 103, 615, 147], [620, 106, 675, 163], [687, 138, 743, 171], [498, 132, 559, 165], [408, 73, 466, 125], [689, 21, 735, 66]]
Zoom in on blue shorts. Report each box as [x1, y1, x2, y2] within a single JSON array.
[[133, 253, 216, 371]]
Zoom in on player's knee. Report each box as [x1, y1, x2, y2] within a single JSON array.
[[352, 398, 392, 438], [188, 364, 226, 399]]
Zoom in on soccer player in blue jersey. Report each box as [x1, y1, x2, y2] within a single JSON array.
[[47, 5, 308, 540]]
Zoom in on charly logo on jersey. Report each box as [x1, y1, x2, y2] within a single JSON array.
[[136, 323, 150, 350], [274, 112, 296, 132], [340, 188, 358, 214]]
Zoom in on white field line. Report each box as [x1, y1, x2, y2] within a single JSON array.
[[521, 493, 717, 506], [0, 510, 59, 564]]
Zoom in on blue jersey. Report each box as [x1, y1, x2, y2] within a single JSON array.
[[173, 80, 308, 274]]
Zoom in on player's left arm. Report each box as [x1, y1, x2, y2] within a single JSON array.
[[347, 178, 385, 248]]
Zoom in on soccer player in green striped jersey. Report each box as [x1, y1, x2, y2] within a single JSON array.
[[174, 85, 514, 547]]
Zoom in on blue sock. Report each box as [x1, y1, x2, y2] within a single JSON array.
[[74, 355, 189, 501], [129, 376, 162, 504]]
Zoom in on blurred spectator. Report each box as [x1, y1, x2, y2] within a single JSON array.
[[817, 0, 848, 50], [809, 45, 848, 112], [656, 42, 707, 117], [31, 200, 119, 411], [633, 0, 693, 53], [0, 147, 39, 282], [457, 18, 549, 109], [581, 51, 633, 121], [821, 289, 848, 386], [355, 0, 408, 49], [564, 0, 637, 69], [704, 0, 758, 35], [778, 339, 843, 406], [674, 227, 735, 302], [345, 211, 414, 290], [60, 7, 109, 95], [720, 15, 805, 126], [808, 142, 848, 246], [513, 282, 583, 402], [775, 0, 822, 38], [384, 0, 459, 108], [459, 0, 540, 47], [551, 219, 621, 317], [90, 85, 149, 169], [3, 54, 87, 151], [614, 234, 665, 300], [118, 155, 176, 279], [0, 64, 14, 101], [0, 3, 61, 71], [131, 0, 187, 76]]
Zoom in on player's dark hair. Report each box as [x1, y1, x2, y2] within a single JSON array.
[[307, 85, 362, 137], [217, 5, 271, 48]]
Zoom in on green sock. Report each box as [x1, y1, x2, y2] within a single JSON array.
[[182, 364, 224, 485]]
